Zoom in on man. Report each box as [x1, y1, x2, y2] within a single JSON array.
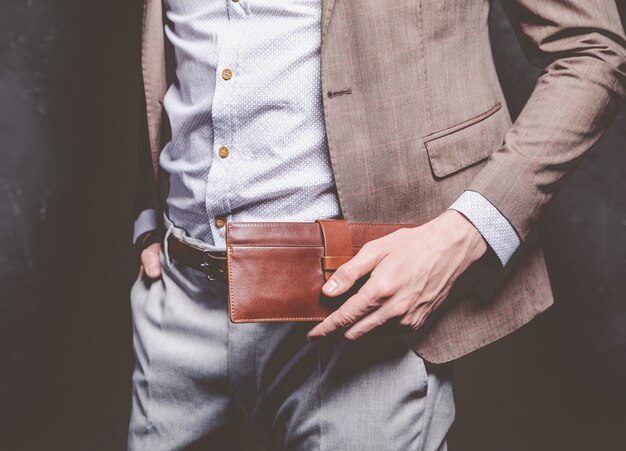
[[128, 0, 626, 449]]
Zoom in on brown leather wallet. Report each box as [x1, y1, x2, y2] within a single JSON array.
[[226, 220, 418, 323]]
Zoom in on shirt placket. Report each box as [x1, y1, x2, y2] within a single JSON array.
[[206, 0, 248, 245]]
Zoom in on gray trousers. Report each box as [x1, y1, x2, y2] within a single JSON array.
[[128, 228, 455, 451]]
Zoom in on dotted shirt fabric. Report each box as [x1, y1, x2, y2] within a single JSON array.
[[159, 0, 341, 246]]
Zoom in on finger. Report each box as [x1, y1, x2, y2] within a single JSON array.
[[403, 294, 446, 330], [307, 282, 380, 340], [342, 298, 405, 340], [141, 243, 162, 279], [322, 243, 383, 297]]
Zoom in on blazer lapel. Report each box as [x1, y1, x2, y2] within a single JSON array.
[[321, 0, 337, 42], [141, 0, 167, 179]]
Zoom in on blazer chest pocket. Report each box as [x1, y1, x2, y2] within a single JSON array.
[[423, 103, 510, 179]]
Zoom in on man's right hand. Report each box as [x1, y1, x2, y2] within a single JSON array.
[[141, 243, 162, 279]]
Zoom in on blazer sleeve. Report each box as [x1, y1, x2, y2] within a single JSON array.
[[467, 0, 626, 241]]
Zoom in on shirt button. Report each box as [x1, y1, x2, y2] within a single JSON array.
[[218, 146, 230, 158], [215, 216, 226, 228], [222, 68, 233, 80], [232, 0, 239, 2]]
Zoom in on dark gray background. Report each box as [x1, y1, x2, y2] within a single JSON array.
[[1, 1, 624, 450]]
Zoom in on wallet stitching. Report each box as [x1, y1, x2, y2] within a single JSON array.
[[233, 316, 327, 322], [230, 245, 323, 248], [226, 245, 364, 249], [227, 245, 237, 320], [228, 222, 417, 228]]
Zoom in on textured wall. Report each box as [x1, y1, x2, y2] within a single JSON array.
[[0, 1, 141, 449], [0, 1, 624, 450]]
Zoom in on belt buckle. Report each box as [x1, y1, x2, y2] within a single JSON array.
[[200, 252, 222, 281]]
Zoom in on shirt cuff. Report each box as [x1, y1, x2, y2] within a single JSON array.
[[133, 209, 159, 245], [449, 190, 520, 266]]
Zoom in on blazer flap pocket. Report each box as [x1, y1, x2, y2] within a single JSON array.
[[423, 103, 509, 179]]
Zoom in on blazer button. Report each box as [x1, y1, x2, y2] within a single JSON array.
[[215, 216, 226, 228], [222, 68, 233, 80]]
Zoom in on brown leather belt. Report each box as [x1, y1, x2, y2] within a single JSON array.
[[166, 235, 228, 281]]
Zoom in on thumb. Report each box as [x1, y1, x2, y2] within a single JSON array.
[[141, 243, 162, 279], [322, 244, 380, 297]]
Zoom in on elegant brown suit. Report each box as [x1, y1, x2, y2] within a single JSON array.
[[137, 0, 626, 363]]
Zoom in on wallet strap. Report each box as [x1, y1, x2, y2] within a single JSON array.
[[316, 219, 354, 281]]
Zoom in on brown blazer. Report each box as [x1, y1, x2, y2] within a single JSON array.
[[137, 0, 626, 363]]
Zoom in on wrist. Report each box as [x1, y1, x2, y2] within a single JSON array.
[[440, 210, 488, 262]]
